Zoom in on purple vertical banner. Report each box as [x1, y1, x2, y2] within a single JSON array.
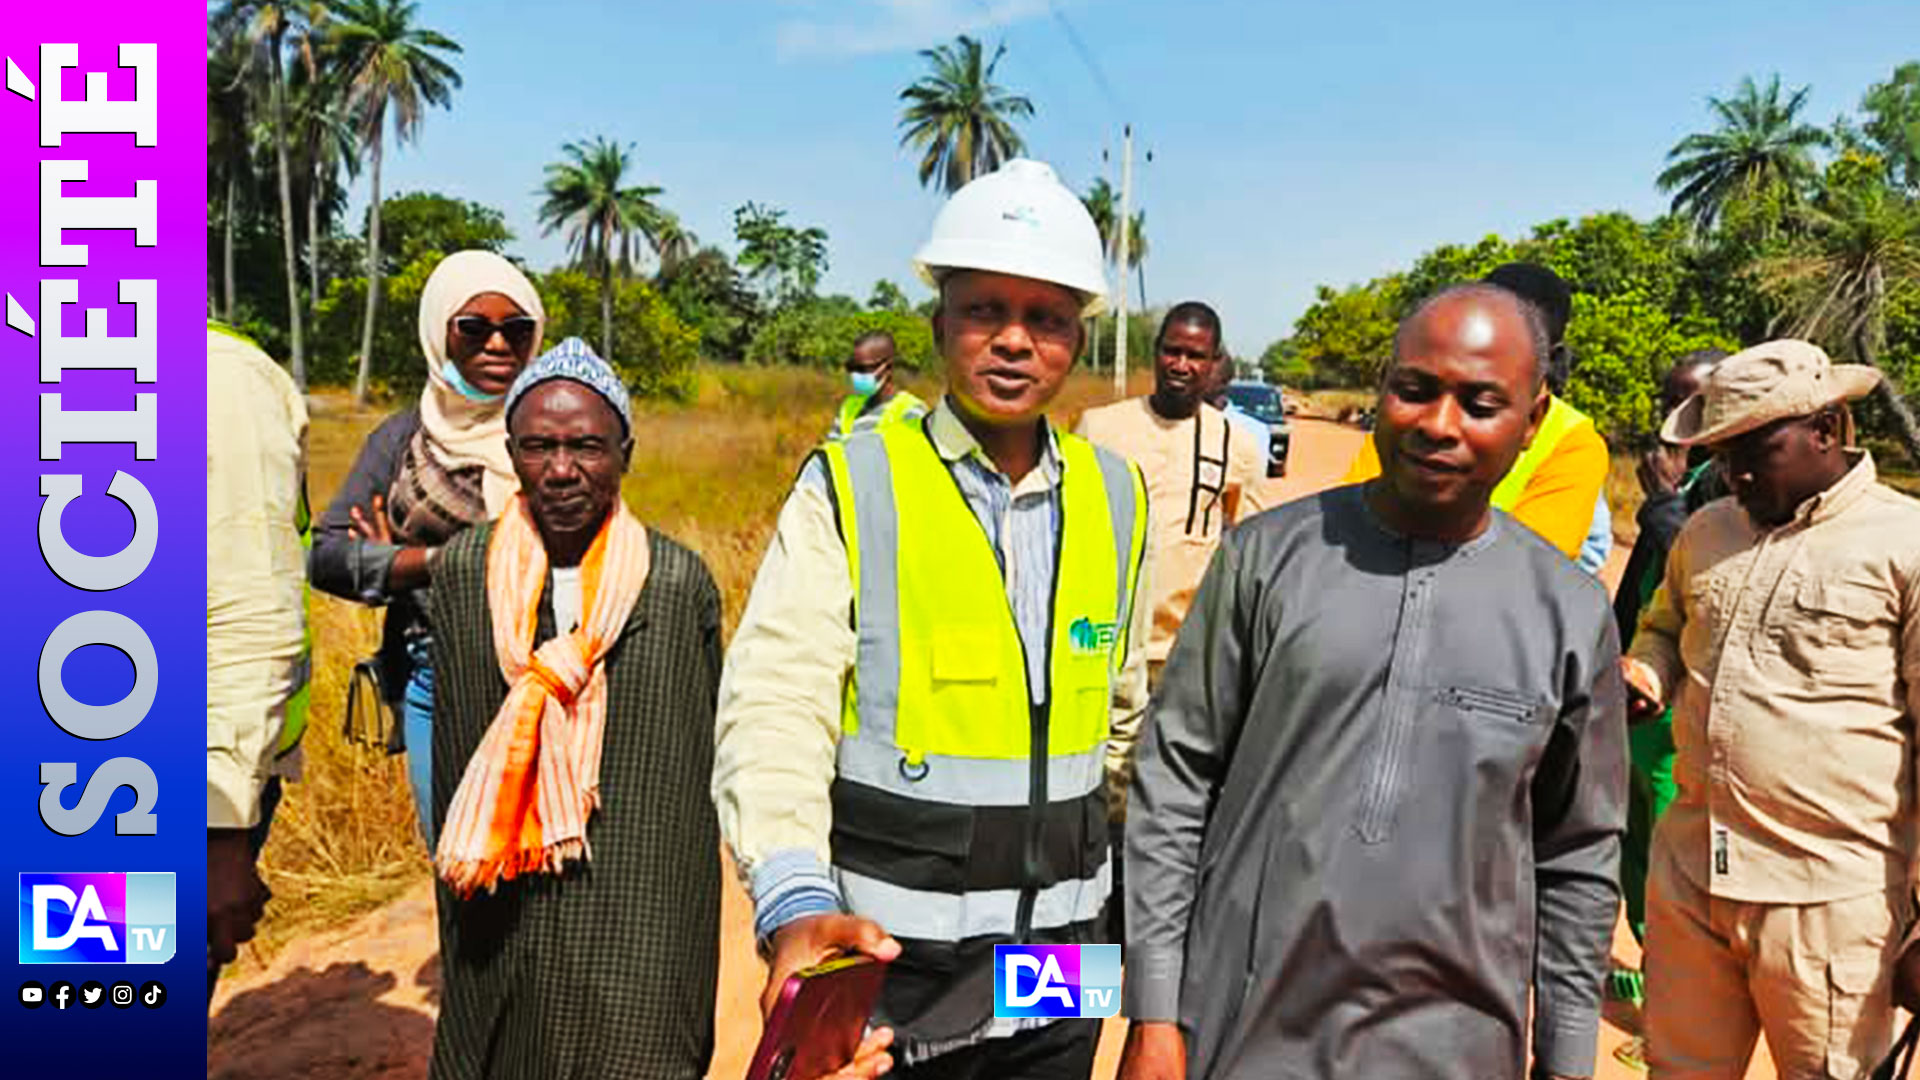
[[0, 1, 207, 1072]]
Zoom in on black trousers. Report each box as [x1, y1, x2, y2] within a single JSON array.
[[893, 1019, 1102, 1080]]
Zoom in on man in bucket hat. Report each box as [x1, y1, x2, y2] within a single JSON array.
[[1622, 339, 1920, 1079]]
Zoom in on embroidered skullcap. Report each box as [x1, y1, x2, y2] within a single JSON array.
[[504, 337, 633, 436]]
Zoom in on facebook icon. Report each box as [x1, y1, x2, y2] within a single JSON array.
[[993, 944, 1122, 1019]]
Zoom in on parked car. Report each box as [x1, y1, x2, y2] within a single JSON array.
[[1224, 379, 1291, 477]]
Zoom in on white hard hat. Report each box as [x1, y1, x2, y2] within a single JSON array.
[[912, 158, 1109, 317]]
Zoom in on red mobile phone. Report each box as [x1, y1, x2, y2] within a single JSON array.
[[745, 955, 889, 1080]]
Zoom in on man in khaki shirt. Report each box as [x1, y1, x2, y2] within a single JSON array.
[[206, 324, 309, 989], [1621, 339, 1920, 1079], [1075, 301, 1268, 686]]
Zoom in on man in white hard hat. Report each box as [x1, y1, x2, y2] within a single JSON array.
[[1621, 339, 1920, 1080], [715, 158, 1153, 1078]]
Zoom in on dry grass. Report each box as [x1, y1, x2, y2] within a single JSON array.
[[236, 364, 1150, 973], [1607, 453, 1643, 542]]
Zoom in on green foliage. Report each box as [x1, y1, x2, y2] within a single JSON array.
[[898, 35, 1033, 193], [1862, 62, 1920, 192], [1260, 337, 1317, 389], [746, 298, 936, 372], [1282, 279, 1402, 389], [1657, 74, 1829, 233], [537, 269, 700, 401], [536, 137, 675, 278], [1396, 236, 1514, 316], [311, 249, 444, 393], [374, 191, 511, 271], [868, 279, 911, 313], [734, 202, 829, 309], [658, 246, 761, 362], [1562, 290, 1737, 438]]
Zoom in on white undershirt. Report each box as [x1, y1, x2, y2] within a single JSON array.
[[551, 566, 583, 634]]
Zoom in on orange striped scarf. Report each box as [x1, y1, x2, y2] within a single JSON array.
[[435, 494, 651, 897]]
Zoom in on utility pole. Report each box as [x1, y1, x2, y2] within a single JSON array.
[[1113, 123, 1133, 396]]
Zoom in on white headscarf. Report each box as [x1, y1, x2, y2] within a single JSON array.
[[416, 251, 547, 515]]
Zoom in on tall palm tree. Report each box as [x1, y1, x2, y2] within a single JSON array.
[[1757, 176, 1920, 463], [1658, 74, 1830, 234], [208, 32, 254, 323], [329, 0, 461, 403], [898, 35, 1034, 193], [1082, 178, 1118, 257], [290, 56, 360, 319], [537, 138, 676, 361], [1080, 179, 1117, 361], [213, 0, 324, 386]]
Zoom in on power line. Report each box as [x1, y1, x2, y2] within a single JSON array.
[[1046, 0, 1125, 122]]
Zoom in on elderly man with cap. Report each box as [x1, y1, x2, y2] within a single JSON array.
[[1344, 263, 1612, 567], [425, 338, 726, 1080], [715, 158, 1152, 1079], [1622, 340, 1920, 1080]]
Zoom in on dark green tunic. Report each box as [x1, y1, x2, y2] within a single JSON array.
[[427, 521, 722, 1080]]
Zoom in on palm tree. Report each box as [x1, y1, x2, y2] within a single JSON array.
[[898, 35, 1034, 193], [1080, 179, 1117, 361], [213, 0, 324, 387], [1659, 74, 1830, 234], [208, 33, 254, 322], [1082, 177, 1118, 256], [329, 0, 462, 403], [290, 56, 360, 319], [537, 138, 676, 361], [1756, 172, 1920, 464]]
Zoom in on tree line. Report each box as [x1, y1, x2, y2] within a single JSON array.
[[210, 5, 1130, 402], [1267, 69, 1920, 464]]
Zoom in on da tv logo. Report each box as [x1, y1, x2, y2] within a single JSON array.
[[993, 945, 1121, 1018], [18, 873, 175, 964]]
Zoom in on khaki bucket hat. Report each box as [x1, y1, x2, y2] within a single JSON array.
[[1661, 338, 1880, 447]]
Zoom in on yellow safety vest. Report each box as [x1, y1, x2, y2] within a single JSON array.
[[817, 419, 1146, 1041], [1489, 395, 1592, 512], [831, 388, 928, 440]]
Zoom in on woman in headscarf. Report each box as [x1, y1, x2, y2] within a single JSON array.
[[310, 250, 545, 846]]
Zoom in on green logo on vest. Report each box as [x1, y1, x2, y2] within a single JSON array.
[[1069, 617, 1117, 656]]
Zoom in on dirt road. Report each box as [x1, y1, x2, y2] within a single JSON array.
[[208, 420, 1774, 1079]]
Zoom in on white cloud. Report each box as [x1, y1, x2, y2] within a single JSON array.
[[775, 0, 1059, 60]]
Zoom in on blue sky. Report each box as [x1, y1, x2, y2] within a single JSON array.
[[355, 0, 1920, 356]]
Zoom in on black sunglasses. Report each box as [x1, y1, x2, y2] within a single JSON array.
[[451, 315, 537, 349]]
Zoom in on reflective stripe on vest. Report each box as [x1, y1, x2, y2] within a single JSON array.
[[280, 480, 312, 757], [1490, 395, 1591, 511], [833, 390, 927, 440], [837, 857, 1111, 943], [817, 421, 1146, 938]]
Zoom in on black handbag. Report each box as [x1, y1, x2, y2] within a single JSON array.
[[1874, 1017, 1920, 1080], [343, 657, 406, 755]]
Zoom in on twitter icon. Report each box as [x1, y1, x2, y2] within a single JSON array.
[[79, 980, 105, 1009]]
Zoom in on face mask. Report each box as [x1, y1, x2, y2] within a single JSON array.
[[849, 371, 882, 397], [443, 360, 505, 404]]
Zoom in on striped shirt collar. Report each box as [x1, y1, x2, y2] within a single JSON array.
[[928, 395, 1064, 493]]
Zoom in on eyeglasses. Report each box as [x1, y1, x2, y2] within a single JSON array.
[[451, 315, 538, 350], [509, 435, 616, 467]]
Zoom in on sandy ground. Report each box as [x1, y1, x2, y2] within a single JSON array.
[[208, 419, 1776, 1079]]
